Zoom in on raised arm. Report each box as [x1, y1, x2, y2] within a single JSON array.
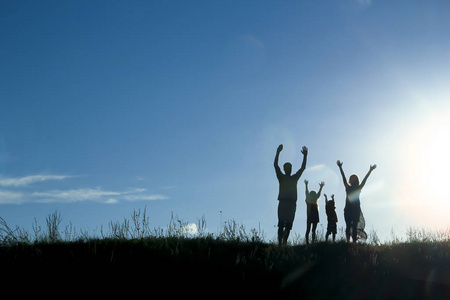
[[360, 164, 377, 188], [317, 181, 325, 197], [294, 146, 308, 178], [304, 179, 309, 196], [337, 160, 349, 188], [274, 145, 283, 177]]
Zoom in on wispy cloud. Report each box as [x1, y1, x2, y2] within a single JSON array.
[[0, 190, 26, 204], [0, 175, 168, 204], [31, 188, 168, 204], [123, 194, 168, 202], [0, 175, 74, 187], [32, 188, 121, 203], [0, 187, 168, 204]]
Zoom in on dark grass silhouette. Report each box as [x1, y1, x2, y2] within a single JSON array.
[[1, 237, 449, 299], [0, 211, 449, 299]]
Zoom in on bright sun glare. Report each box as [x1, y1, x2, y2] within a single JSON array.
[[414, 117, 450, 195], [398, 109, 450, 227]]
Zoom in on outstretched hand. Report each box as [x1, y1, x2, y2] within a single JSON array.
[[370, 164, 377, 171], [336, 160, 343, 167], [304, 179, 309, 185], [319, 181, 325, 187], [301, 146, 308, 155]]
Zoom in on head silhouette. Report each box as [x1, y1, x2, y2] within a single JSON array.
[[308, 191, 317, 198], [349, 174, 360, 186], [283, 163, 292, 175], [326, 199, 336, 209]]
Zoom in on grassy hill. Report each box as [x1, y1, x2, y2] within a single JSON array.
[[0, 211, 448, 299]]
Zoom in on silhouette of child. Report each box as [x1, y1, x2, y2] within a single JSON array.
[[337, 160, 376, 243], [274, 144, 308, 246], [304, 180, 324, 245], [324, 194, 338, 242]]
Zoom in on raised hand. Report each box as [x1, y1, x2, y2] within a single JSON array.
[[301, 146, 308, 155], [277, 144, 283, 153], [319, 181, 325, 187], [337, 160, 343, 167], [370, 164, 377, 171]]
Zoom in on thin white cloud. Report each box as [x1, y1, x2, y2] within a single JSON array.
[[32, 188, 122, 203], [105, 198, 119, 204], [0, 174, 168, 204], [123, 194, 168, 202], [31, 188, 167, 204], [0, 190, 26, 204], [0, 187, 167, 204], [0, 175, 74, 187]]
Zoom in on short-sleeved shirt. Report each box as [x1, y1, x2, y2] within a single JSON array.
[[326, 203, 338, 223], [276, 169, 302, 201]]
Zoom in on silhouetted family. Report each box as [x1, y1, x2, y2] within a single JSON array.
[[274, 144, 376, 245]]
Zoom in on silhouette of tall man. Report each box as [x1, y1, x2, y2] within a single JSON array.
[[274, 144, 308, 245]]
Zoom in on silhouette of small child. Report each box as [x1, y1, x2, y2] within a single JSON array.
[[324, 194, 338, 242], [304, 180, 324, 245]]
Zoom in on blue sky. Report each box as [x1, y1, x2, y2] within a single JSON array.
[[1, 1, 450, 242]]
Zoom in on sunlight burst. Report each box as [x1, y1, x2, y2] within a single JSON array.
[[412, 116, 450, 198], [398, 109, 450, 227]]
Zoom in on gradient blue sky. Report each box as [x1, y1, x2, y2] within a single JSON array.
[[1, 1, 450, 242]]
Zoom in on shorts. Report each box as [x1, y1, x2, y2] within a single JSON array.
[[307, 205, 319, 223], [278, 200, 296, 230]]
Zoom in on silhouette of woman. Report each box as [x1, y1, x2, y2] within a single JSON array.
[[337, 160, 376, 243]]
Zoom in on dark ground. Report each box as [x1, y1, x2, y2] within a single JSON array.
[[1, 239, 449, 299]]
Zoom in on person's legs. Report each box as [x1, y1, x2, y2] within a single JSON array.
[[312, 222, 318, 243], [283, 228, 291, 245], [326, 222, 332, 242], [345, 218, 351, 242], [352, 209, 361, 243], [333, 222, 337, 242], [277, 202, 285, 246], [305, 222, 311, 245], [278, 226, 284, 246], [327, 222, 336, 242], [278, 201, 296, 245], [351, 221, 358, 243], [281, 219, 294, 245]]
